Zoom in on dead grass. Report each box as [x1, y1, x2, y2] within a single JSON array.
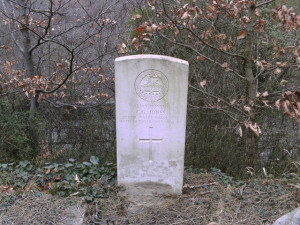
[[1, 171, 299, 225], [86, 172, 299, 225], [0, 192, 85, 225]]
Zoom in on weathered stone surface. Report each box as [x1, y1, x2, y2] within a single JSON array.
[[115, 54, 189, 194], [273, 208, 300, 225]]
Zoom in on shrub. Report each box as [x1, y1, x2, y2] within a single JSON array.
[[0, 100, 34, 162]]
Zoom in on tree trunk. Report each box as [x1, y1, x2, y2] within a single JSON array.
[[19, 0, 39, 155], [244, 7, 258, 168]]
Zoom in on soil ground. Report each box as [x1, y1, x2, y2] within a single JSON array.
[[87, 171, 299, 225], [1, 171, 299, 225]]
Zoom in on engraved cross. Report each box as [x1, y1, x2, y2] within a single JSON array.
[[139, 127, 163, 162]]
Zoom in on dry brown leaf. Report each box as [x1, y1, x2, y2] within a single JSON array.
[[221, 62, 228, 68], [200, 79, 207, 88], [197, 55, 205, 61], [282, 100, 292, 117], [256, 60, 264, 70], [262, 100, 272, 108], [136, 24, 146, 35], [181, 11, 190, 20], [151, 24, 158, 32], [119, 43, 127, 54], [221, 62, 232, 71], [241, 16, 251, 23], [285, 91, 293, 96], [206, 3, 215, 13], [56, 63, 63, 70], [182, 183, 190, 194], [256, 92, 261, 98], [244, 121, 262, 136], [103, 18, 110, 25], [262, 91, 269, 97], [238, 126, 243, 137], [54, 174, 61, 181], [131, 14, 142, 20], [276, 61, 288, 67], [24, 186, 32, 191], [145, 25, 152, 32], [237, 30, 246, 40], [280, 80, 288, 86], [244, 106, 251, 113], [294, 108, 300, 119], [132, 37, 138, 44], [75, 174, 80, 183], [297, 56, 300, 67], [275, 68, 282, 76], [0, 186, 14, 194], [218, 33, 226, 40]]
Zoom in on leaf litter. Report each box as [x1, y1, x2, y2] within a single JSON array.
[[0, 167, 299, 225], [85, 170, 299, 225]]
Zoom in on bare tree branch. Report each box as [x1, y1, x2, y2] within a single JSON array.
[[0, 0, 24, 52], [44, 94, 114, 108], [189, 84, 249, 118], [157, 31, 246, 80], [256, 0, 274, 8]]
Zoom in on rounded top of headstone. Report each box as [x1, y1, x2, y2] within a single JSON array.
[[135, 69, 169, 102], [115, 54, 189, 65]]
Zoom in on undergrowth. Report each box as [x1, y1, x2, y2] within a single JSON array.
[[0, 156, 116, 203]]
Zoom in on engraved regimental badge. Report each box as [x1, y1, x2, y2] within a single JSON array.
[[135, 69, 169, 102]]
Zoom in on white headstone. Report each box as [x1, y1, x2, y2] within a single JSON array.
[[115, 54, 189, 194]]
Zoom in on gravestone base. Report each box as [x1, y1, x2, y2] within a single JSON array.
[[120, 182, 173, 215]]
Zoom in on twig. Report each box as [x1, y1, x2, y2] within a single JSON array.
[[189, 182, 219, 189], [170, 216, 204, 225], [199, 191, 213, 196], [256, 0, 274, 8]]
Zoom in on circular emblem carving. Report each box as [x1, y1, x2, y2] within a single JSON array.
[[135, 69, 169, 102]]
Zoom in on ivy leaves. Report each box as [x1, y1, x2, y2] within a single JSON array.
[[0, 156, 116, 202]]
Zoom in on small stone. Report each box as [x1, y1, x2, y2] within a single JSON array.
[[273, 207, 300, 225], [194, 199, 202, 205]]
